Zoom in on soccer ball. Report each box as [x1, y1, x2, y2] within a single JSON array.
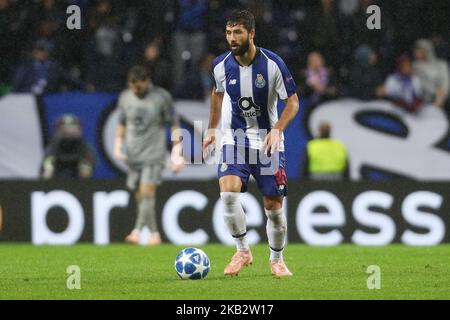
[[174, 247, 210, 280]]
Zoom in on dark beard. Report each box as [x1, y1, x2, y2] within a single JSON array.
[[231, 38, 250, 56]]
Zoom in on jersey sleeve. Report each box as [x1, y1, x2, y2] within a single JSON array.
[[274, 57, 297, 100], [211, 57, 226, 93]]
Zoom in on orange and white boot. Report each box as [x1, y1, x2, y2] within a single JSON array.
[[224, 250, 253, 276], [125, 229, 140, 244], [270, 258, 293, 277]]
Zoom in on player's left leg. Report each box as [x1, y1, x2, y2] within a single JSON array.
[[263, 196, 292, 277], [136, 183, 160, 245], [125, 167, 141, 244], [253, 150, 292, 277], [138, 164, 165, 246]]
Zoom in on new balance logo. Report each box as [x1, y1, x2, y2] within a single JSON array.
[[229, 79, 237, 85]]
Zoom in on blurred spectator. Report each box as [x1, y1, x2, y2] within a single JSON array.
[[348, 44, 383, 100], [0, 0, 36, 88], [338, 0, 359, 17], [83, 0, 124, 92], [12, 39, 84, 94], [41, 114, 95, 179], [335, 0, 360, 74], [336, 0, 393, 79], [377, 54, 423, 113], [302, 121, 349, 180], [37, 0, 80, 78], [133, 0, 171, 45], [298, 51, 337, 105], [37, 0, 64, 36], [413, 39, 450, 110], [0, 0, 14, 88], [207, 0, 233, 54], [140, 39, 172, 91], [171, 0, 208, 95], [248, 0, 276, 50], [430, 34, 450, 62], [1, 0, 450, 101], [304, 0, 341, 71], [349, 0, 385, 50]]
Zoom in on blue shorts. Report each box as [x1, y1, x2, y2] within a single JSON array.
[[217, 144, 288, 197]]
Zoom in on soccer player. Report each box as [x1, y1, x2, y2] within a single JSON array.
[[114, 66, 184, 246], [202, 10, 299, 277]]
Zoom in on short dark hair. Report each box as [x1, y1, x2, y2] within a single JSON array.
[[226, 9, 255, 32], [319, 122, 331, 138], [128, 65, 149, 83]]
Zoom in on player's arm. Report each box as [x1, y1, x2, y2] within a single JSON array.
[[162, 91, 184, 173], [169, 120, 184, 173], [114, 97, 127, 161], [161, 89, 182, 147], [263, 55, 299, 155], [170, 124, 182, 145], [263, 93, 299, 155], [207, 89, 224, 129], [202, 89, 224, 159], [274, 93, 299, 132], [114, 124, 127, 161]]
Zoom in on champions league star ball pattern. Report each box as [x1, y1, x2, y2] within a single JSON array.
[[175, 247, 210, 280]]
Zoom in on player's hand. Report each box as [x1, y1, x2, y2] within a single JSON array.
[[202, 132, 216, 160], [170, 143, 184, 173], [114, 150, 127, 161], [263, 129, 282, 155], [113, 140, 127, 161]]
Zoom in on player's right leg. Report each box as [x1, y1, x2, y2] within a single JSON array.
[[219, 175, 253, 276], [218, 145, 253, 276]]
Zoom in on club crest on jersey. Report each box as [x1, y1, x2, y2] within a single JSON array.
[[238, 97, 261, 118], [255, 74, 266, 88]]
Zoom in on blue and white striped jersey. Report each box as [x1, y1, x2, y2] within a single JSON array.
[[212, 47, 297, 151]]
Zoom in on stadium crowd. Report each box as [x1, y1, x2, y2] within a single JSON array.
[[0, 0, 449, 111]]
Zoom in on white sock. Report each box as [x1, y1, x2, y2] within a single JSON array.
[[220, 192, 249, 251], [265, 208, 287, 262]]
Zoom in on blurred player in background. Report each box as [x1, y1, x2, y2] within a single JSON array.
[[114, 66, 184, 246], [203, 10, 299, 277]]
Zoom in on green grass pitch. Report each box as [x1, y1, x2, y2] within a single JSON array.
[[0, 244, 449, 300]]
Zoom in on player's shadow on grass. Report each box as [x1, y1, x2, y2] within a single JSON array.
[[166, 273, 279, 282]]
